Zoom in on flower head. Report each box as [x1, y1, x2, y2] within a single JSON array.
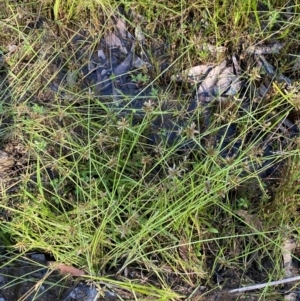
[[117, 117, 129, 130]]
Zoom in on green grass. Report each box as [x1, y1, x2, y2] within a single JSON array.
[[0, 0, 299, 300]]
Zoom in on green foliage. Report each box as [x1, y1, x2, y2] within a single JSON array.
[[0, 0, 299, 300]]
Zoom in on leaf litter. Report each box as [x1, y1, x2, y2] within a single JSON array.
[[47, 261, 85, 277]]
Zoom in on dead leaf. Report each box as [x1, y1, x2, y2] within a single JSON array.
[[116, 18, 128, 39], [132, 56, 151, 69], [185, 65, 213, 77], [225, 75, 242, 96], [134, 25, 145, 44], [282, 238, 297, 301], [198, 60, 227, 94], [47, 261, 85, 277], [0, 151, 14, 172], [172, 64, 213, 83], [246, 43, 283, 55], [97, 49, 106, 60], [214, 66, 234, 95], [282, 238, 296, 277], [202, 43, 226, 54], [104, 32, 127, 54], [232, 55, 241, 74], [7, 44, 18, 53], [235, 210, 263, 231], [113, 50, 133, 76]]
